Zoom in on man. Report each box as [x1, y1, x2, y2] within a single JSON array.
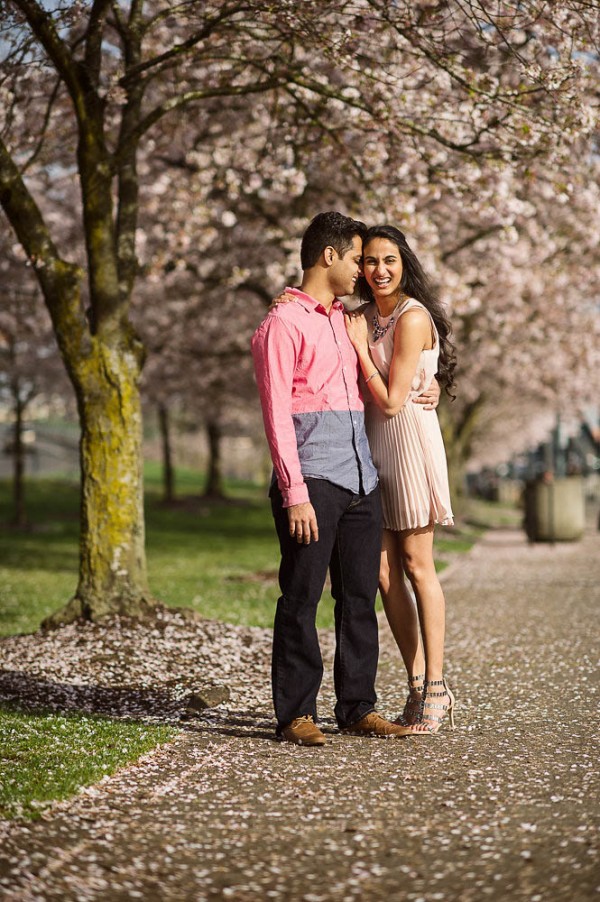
[[252, 211, 411, 745]]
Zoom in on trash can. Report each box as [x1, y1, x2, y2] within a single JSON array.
[[523, 476, 585, 542]]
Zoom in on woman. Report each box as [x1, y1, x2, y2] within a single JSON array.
[[344, 225, 457, 735]]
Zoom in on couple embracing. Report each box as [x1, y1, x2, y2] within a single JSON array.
[[251, 211, 456, 746]]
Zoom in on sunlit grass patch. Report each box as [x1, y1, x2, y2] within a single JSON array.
[[144, 475, 283, 628], [434, 523, 482, 569], [0, 706, 174, 820], [463, 496, 523, 530], [0, 479, 80, 636]]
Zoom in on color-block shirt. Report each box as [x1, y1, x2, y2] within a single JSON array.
[[251, 287, 378, 507]]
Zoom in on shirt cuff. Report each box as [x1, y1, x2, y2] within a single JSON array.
[[282, 483, 310, 507]]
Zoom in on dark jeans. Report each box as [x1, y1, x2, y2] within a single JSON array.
[[270, 478, 382, 731]]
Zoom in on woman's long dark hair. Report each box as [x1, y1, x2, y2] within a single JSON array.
[[359, 225, 457, 397]]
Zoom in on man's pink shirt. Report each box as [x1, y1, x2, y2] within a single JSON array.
[[251, 288, 377, 507]]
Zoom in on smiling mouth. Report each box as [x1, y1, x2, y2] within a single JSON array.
[[373, 278, 392, 287]]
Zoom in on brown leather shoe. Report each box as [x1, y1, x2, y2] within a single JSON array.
[[341, 711, 411, 738], [280, 715, 327, 746]]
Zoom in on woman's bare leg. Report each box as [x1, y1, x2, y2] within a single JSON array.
[[399, 524, 445, 678], [399, 524, 452, 731], [379, 528, 425, 711]]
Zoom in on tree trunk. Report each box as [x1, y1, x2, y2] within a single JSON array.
[[10, 384, 27, 529], [43, 338, 155, 628], [203, 417, 225, 499], [445, 439, 468, 515], [158, 402, 175, 503], [0, 21, 156, 627], [439, 396, 486, 515]]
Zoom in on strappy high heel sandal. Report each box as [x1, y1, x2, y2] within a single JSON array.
[[394, 673, 424, 726], [406, 677, 455, 735]]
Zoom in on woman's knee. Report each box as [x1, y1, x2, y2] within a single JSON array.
[[402, 553, 434, 587]]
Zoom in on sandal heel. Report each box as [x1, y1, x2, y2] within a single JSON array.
[[405, 677, 455, 735]]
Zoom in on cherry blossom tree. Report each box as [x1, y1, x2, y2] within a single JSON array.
[[429, 140, 600, 488], [0, 0, 597, 624]]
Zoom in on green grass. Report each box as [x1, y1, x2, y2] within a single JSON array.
[[0, 467, 347, 634], [0, 479, 81, 635], [462, 495, 524, 530], [0, 707, 173, 820], [0, 468, 503, 636], [143, 463, 287, 628], [0, 468, 280, 635]]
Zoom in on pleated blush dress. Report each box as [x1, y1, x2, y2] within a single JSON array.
[[363, 297, 454, 532]]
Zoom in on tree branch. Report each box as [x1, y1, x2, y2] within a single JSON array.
[[366, 0, 557, 112], [118, 4, 255, 87], [441, 224, 505, 262], [11, 0, 86, 114], [20, 75, 62, 174], [114, 77, 288, 163], [84, 0, 113, 84], [0, 135, 61, 278], [0, 135, 88, 361], [114, 6, 145, 302]]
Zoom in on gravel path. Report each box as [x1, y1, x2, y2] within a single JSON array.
[[0, 523, 598, 901]]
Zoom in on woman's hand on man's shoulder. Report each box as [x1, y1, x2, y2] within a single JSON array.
[[269, 291, 297, 310]]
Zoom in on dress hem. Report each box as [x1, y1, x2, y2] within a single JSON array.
[[382, 515, 455, 532]]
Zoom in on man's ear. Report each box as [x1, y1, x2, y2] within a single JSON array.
[[323, 245, 336, 267]]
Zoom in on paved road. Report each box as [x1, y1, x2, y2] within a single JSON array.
[[0, 523, 598, 900]]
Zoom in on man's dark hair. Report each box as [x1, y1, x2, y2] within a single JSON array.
[[300, 211, 367, 270]]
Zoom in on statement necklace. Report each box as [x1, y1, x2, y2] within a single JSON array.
[[372, 296, 408, 342]]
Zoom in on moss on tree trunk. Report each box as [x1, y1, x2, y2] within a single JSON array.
[[43, 340, 155, 628]]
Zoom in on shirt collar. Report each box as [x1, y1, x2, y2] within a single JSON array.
[[285, 286, 344, 315]]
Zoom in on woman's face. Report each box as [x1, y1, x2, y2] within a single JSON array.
[[362, 238, 403, 302]]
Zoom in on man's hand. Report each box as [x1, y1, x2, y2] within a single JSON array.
[[287, 502, 319, 544], [413, 377, 440, 410]]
